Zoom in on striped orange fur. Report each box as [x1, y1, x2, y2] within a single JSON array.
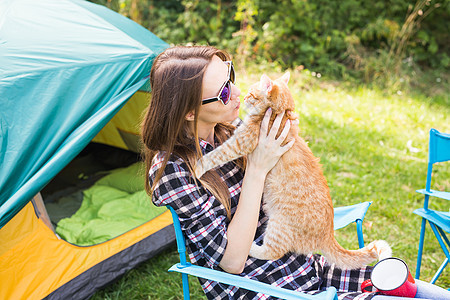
[[194, 73, 391, 269]]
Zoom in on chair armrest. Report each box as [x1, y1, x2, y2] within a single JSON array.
[[416, 189, 450, 201], [169, 263, 337, 300]]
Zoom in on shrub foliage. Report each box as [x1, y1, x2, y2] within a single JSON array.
[[92, 0, 448, 81]]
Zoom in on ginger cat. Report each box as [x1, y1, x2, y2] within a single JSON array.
[[194, 72, 391, 270]]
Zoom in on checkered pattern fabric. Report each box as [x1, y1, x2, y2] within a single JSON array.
[[150, 138, 376, 300]]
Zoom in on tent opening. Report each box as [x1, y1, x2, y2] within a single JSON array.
[[40, 142, 165, 246], [0, 0, 172, 297], [34, 89, 166, 247]]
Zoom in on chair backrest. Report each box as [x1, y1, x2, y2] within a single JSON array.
[[429, 129, 450, 164], [426, 129, 450, 191], [167, 205, 189, 265]]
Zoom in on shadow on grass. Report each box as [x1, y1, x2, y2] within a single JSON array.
[[92, 244, 205, 300]]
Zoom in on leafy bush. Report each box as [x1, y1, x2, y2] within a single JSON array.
[[91, 0, 448, 84]]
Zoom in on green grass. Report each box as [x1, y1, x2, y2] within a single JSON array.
[[93, 68, 449, 299], [91, 247, 204, 300]]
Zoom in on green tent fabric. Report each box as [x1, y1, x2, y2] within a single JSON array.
[[0, 0, 168, 228], [56, 163, 167, 246]]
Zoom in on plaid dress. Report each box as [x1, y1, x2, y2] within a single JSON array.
[[150, 139, 376, 300]]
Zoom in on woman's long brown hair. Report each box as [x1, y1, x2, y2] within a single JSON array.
[[141, 45, 242, 219]]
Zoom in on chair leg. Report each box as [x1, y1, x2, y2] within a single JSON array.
[[429, 223, 450, 284], [430, 258, 449, 285], [437, 226, 450, 249], [415, 218, 427, 279], [181, 273, 190, 300], [356, 219, 364, 249]]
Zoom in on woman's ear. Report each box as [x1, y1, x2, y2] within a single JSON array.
[[185, 111, 195, 121]]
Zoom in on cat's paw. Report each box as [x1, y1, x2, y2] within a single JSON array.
[[248, 243, 263, 259], [249, 243, 282, 261], [194, 160, 206, 178]]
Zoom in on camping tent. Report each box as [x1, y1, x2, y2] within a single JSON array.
[[0, 0, 175, 299]]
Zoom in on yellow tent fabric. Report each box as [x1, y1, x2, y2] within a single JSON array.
[[92, 91, 150, 152], [0, 196, 173, 300], [0, 0, 172, 298]]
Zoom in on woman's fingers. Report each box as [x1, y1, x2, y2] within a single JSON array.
[[249, 109, 295, 174], [276, 118, 291, 144], [259, 108, 272, 138], [280, 138, 295, 154], [267, 110, 285, 140]]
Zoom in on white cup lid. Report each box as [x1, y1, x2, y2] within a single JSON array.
[[371, 258, 408, 291]]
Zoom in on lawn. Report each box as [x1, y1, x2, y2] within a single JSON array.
[[93, 67, 449, 299]]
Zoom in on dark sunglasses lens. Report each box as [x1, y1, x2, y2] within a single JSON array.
[[230, 64, 235, 83], [220, 82, 231, 105]]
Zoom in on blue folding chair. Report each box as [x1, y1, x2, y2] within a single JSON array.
[[167, 200, 372, 300], [414, 128, 450, 284], [334, 201, 372, 249]]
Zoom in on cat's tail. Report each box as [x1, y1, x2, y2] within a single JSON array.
[[322, 239, 392, 270]]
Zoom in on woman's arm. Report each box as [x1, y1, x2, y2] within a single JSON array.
[[219, 109, 295, 274]]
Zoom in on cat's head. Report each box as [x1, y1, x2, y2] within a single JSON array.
[[243, 72, 295, 116]]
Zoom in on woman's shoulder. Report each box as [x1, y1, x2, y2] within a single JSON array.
[[149, 151, 198, 206], [149, 151, 189, 178]]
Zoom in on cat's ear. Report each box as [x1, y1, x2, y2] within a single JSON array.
[[260, 74, 273, 94], [280, 72, 290, 85]]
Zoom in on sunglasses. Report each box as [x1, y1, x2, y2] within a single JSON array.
[[202, 61, 235, 105]]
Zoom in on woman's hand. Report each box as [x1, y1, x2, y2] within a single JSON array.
[[247, 108, 295, 174], [220, 108, 296, 274]]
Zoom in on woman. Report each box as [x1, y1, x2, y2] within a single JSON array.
[[141, 45, 449, 299]]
